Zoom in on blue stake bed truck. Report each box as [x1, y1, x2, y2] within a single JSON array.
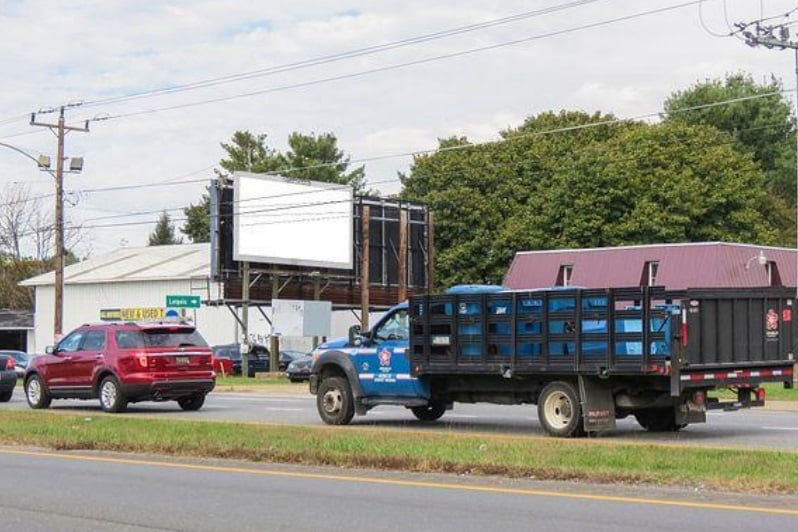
[[309, 286, 796, 437]]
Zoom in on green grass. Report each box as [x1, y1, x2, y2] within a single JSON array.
[[215, 376, 304, 387], [1, 410, 797, 493]]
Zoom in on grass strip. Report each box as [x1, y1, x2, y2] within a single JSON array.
[[215, 376, 304, 387], [1, 410, 797, 493]]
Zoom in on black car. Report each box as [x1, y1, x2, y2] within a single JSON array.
[[0, 353, 17, 402], [211, 343, 271, 377], [285, 354, 313, 382], [279, 350, 309, 372]]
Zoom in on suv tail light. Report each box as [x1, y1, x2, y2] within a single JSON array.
[[136, 354, 149, 369], [5, 357, 14, 370]]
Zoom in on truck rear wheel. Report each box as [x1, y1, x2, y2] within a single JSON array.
[[634, 408, 685, 432], [537, 381, 585, 438], [410, 402, 446, 421], [317, 376, 355, 425]]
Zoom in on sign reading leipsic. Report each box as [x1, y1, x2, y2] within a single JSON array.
[[166, 295, 201, 309]]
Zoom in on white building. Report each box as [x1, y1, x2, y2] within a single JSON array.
[[20, 243, 361, 353]]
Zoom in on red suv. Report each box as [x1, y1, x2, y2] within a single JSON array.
[[24, 322, 215, 413]]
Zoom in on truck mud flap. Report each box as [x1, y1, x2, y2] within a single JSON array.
[[675, 403, 706, 426], [578, 376, 616, 433]]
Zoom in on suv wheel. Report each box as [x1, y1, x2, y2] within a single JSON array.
[[177, 393, 206, 411], [99, 376, 127, 413], [25, 374, 51, 409], [0, 390, 13, 402]]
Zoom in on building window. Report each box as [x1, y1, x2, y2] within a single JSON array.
[[557, 265, 573, 287], [766, 261, 782, 287], [641, 261, 659, 287]]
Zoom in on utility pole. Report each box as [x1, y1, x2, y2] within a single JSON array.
[[30, 105, 89, 340], [736, 20, 798, 298], [241, 261, 250, 378]]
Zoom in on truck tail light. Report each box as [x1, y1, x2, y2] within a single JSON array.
[[756, 387, 766, 402], [693, 390, 705, 406]]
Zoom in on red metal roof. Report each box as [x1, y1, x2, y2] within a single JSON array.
[[503, 242, 797, 290]]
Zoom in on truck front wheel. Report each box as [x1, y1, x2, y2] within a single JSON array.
[[410, 402, 446, 421], [317, 376, 355, 425], [537, 381, 585, 438]]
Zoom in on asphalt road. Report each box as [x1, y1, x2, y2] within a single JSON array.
[[1, 448, 796, 532], [2, 388, 798, 449]]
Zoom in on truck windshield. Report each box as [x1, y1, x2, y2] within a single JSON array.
[[373, 310, 409, 342]]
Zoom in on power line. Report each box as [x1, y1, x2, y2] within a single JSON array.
[[699, 1, 798, 40], [0, 129, 47, 140], [0, 113, 30, 128], [698, 0, 734, 37], [88, 1, 703, 123], [2, 88, 790, 214], [77, 0, 605, 111], [72, 120, 789, 229]]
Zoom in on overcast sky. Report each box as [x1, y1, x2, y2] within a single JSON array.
[[1, 0, 796, 258]]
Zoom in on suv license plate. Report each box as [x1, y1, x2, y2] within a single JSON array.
[[175, 356, 190, 365]]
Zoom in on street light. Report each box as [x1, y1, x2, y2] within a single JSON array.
[[745, 250, 768, 270], [30, 107, 89, 341], [0, 139, 84, 342], [36, 148, 84, 342]]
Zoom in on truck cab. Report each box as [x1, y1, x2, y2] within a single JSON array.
[[310, 303, 438, 425]]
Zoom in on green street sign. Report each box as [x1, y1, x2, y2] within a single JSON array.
[[166, 295, 201, 309]]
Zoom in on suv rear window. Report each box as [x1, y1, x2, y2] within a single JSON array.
[[115, 328, 208, 349]]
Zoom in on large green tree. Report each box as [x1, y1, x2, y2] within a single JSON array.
[[149, 211, 183, 246], [218, 131, 285, 175], [217, 130, 365, 192], [182, 130, 365, 243], [664, 73, 796, 244], [402, 111, 779, 287]]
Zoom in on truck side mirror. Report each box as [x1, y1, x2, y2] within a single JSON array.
[[348, 325, 362, 347]]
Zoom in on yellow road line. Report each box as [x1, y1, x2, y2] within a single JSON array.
[[2, 448, 797, 516]]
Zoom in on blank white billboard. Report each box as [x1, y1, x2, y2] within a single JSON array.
[[233, 172, 353, 269]]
